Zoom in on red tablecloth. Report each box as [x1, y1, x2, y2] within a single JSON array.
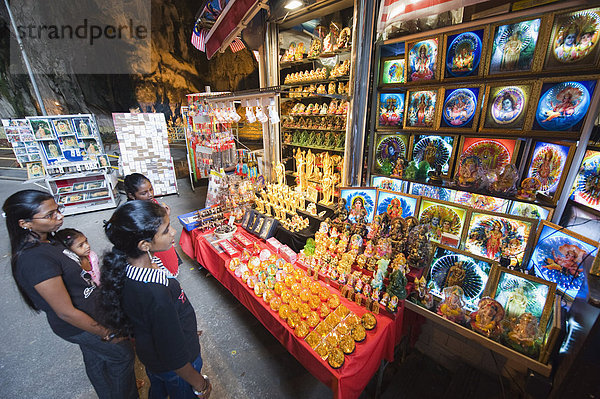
[[179, 228, 396, 399]]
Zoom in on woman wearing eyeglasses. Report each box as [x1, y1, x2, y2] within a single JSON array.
[[2, 190, 138, 399]]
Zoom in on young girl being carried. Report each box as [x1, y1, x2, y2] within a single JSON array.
[[99, 200, 211, 398], [55, 228, 101, 286]]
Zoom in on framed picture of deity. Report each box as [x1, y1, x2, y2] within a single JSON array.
[[438, 85, 484, 132], [339, 187, 378, 224], [527, 221, 598, 300], [380, 56, 406, 85], [570, 148, 600, 213], [410, 183, 454, 202], [29, 119, 55, 140], [463, 210, 536, 267], [486, 16, 547, 77], [455, 137, 520, 180], [523, 141, 576, 203], [404, 89, 440, 130], [406, 36, 441, 83], [486, 267, 556, 337], [508, 201, 553, 221], [409, 134, 458, 177], [417, 198, 470, 248], [454, 191, 510, 213], [480, 82, 535, 133], [442, 27, 488, 80], [529, 77, 598, 137], [375, 189, 420, 218], [543, 7, 600, 73], [377, 92, 405, 128], [372, 133, 410, 176], [371, 176, 408, 193], [73, 117, 95, 139], [428, 244, 499, 311]]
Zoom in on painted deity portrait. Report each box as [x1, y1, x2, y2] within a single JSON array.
[[445, 30, 483, 77], [442, 88, 478, 128], [378, 93, 405, 127], [533, 80, 595, 132], [381, 58, 406, 84], [408, 39, 438, 81], [489, 18, 541, 74], [406, 90, 437, 128], [412, 135, 455, 175], [546, 8, 600, 69], [571, 149, 600, 212]]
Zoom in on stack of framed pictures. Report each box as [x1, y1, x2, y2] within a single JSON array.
[[370, 5, 600, 223]]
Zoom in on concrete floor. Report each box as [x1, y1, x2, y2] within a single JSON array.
[[0, 177, 334, 399]]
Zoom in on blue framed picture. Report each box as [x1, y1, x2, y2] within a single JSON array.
[[375, 189, 420, 218], [340, 187, 378, 223], [378, 92, 405, 127], [410, 183, 453, 202], [411, 134, 457, 176], [440, 86, 482, 130], [444, 29, 485, 78], [407, 37, 440, 82], [371, 176, 408, 193]]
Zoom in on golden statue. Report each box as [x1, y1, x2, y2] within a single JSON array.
[[320, 174, 334, 205]]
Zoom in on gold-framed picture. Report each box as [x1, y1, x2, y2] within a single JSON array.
[[479, 81, 536, 134], [441, 26, 489, 81], [409, 133, 458, 178], [454, 136, 521, 180], [380, 55, 406, 85], [374, 188, 421, 218], [403, 88, 441, 130], [417, 197, 471, 248], [438, 84, 484, 133], [406, 36, 442, 83]]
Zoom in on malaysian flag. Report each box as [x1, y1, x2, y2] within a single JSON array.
[[229, 37, 246, 53], [191, 21, 207, 52]]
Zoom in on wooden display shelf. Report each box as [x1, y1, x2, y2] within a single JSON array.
[[282, 76, 350, 88], [279, 48, 352, 68], [282, 142, 345, 153], [283, 93, 350, 101], [405, 300, 552, 377], [282, 126, 346, 132], [370, 173, 557, 207], [286, 113, 347, 118]]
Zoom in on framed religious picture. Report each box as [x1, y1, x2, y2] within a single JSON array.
[[377, 92, 405, 128], [96, 154, 110, 169], [410, 183, 454, 202], [530, 78, 597, 136], [487, 16, 546, 76], [454, 191, 509, 213], [59, 135, 79, 150], [543, 7, 600, 73], [404, 89, 440, 129], [455, 137, 519, 180], [463, 210, 536, 267], [428, 244, 498, 311], [438, 85, 483, 132], [371, 176, 408, 193], [442, 27, 488, 80], [52, 119, 75, 136], [375, 189, 420, 218], [527, 221, 598, 300], [570, 148, 600, 213], [417, 198, 470, 248], [406, 36, 441, 82], [409, 134, 457, 177], [29, 119, 55, 140], [73, 117, 94, 139], [486, 267, 556, 342], [508, 201, 553, 221], [339, 187, 378, 224], [373, 133, 410, 176], [523, 141, 576, 203], [480, 82, 535, 133], [41, 140, 63, 163], [26, 161, 45, 179], [380, 56, 406, 85]]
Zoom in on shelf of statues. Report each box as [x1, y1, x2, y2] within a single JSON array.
[[297, 197, 434, 316], [283, 143, 345, 153], [288, 101, 349, 117], [282, 61, 351, 86], [279, 25, 352, 66], [282, 130, 345, 153], [372, 158, 557, 207], [285, 81, 350, 100], [253, 183, 310, 233], [283, 126, 346, 132]]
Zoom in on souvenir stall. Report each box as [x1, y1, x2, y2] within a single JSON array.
[[362, 0, 600, 394], [2, 115, 118, 215]]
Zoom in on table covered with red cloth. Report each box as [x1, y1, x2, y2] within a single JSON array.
[[179, 227, 396, 399]]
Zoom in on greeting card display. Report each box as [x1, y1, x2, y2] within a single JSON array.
[[340, 187, 377, 223], [407, 38, 440, 82], [570, 149, 600, 212], [378, 92, 405, 127], [509, 202, 553, 221], [443, 28, 486, 79], [410, 183, 453, 202], [373, 133, 409, 174], [2, 118, 42, 168], [404, 89, 438, 129], [371, 176, 408, 193], [418, 198, 469, 247], [525, 141, 574, 202], [481, 83, 534, 132], [488, 17, 543, 75], [381, 57, 405, 84], [454, 191, 509, 213], [528, 221, 598, 300], [464, 210, 535, 266], [410, 134, 457, 176], [440, 86, 482, 131], [428, 244, 497, 311], [532, 79, 596, 133], [375, 189, 420, 218], [544, 7, 600, 72]]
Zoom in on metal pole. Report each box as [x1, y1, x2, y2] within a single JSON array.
[[4, 0, 47, 115], [343, 0, 377, 186]]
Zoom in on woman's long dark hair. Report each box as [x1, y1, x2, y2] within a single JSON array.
[[2, 189, 54, 311], [99, 200, 166, 336], [123, 173, 150, 201]]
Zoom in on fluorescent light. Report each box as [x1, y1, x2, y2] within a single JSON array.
[[284, 0, 303, 10]]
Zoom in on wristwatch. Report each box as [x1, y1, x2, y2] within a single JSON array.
[[193, 375, 211, 398]]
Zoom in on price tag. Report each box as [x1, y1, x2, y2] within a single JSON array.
[[228, 215, 235, 226]]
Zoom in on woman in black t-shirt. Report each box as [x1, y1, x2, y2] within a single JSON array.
[[99, 200, 212, 399], [3, 189, 138, 399]]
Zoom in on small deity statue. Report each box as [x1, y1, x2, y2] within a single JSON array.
[[387, 264, 407, 300], [437, 286, 467, 323], [371, 258, 390, 291], [411, 275, 433, 309], [333, 198, 348, 223], [490, 164, 518, 194], [367, 215, 382, 240], [470, 297, 505, 339], [506, 312, 540, 355], [390, 157, 406, 178], [380, 292, 390, 307], [516, 177, 541, 200], [404, 161, 418, 180], [320, 174, 334, 205], [275, 162, 286, 186], [388, 295, 399, 312], [445, 261, 466, 288]]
